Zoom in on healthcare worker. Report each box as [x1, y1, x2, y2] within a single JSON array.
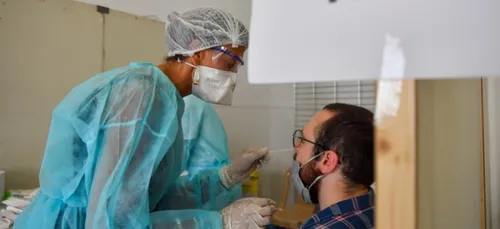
[[14, 7, 275, 229], [156, 95, 242, 212]]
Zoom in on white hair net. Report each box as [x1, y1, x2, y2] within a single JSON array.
[[166, 7, 249, 57]]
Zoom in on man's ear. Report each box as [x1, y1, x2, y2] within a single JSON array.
[[318, 150, 339, 174]]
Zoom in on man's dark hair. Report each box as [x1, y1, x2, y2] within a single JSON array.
[[314, 103, 374, 188]]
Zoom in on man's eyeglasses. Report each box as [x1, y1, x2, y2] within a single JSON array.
[[293, 129, 325, 150], [293, 129, 341, 164]]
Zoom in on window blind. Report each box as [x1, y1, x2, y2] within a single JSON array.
[[294, 80, 376, 129]]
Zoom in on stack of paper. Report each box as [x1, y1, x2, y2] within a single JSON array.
[[0, 188, 39, 229]]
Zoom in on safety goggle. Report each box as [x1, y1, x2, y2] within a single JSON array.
[[209, 46, 245, 73]]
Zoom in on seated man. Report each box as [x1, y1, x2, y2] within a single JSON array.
[[292, 103, 374, 229]]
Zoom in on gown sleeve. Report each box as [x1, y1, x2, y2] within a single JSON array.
[[155, 98, 242, 212]]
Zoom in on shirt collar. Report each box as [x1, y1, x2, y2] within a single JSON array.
[[303, 187, 375, 228], [327, 187, 375, 216]]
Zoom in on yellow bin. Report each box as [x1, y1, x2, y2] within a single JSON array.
[[242, 170, 259, 197]]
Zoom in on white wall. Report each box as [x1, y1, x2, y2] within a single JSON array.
[[75, 0, 251, 23], [0, 0, 167, 189], [75, 0, 296, 203], [215, 79, 295, 203]]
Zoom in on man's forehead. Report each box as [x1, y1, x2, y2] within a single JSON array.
[[303, 110, 335, 137]]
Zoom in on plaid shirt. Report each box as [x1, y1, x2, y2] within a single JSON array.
[[300, 188, 375, 229]]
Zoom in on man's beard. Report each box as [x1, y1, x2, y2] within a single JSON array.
[[299, 161, 323, 204]]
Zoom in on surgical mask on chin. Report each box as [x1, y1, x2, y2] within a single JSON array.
[[291, 153, 326, 204], [183, 62, 237, 106]]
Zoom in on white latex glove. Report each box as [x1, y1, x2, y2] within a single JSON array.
[[220, 197, 276, 229], [219, 147, 270, 189]]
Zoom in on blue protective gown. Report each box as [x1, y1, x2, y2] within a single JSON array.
[[155, 95, 241, 212], [183, 95, 231, 175], [13, 63, 225, 229]]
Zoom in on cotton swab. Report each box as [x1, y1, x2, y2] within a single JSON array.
[[256, 148, 294, 168], [269, 148, 293, 153]]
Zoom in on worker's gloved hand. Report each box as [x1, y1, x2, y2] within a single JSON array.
[[220, 197, 276, 229], [219, 147, 270, 189]]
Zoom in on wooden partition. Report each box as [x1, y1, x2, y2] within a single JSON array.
[[375, 80, 417, 229], [0, 0, 165, 189], [376, 79, 486, 229]]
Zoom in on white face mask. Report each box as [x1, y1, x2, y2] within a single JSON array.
[[184, 62, 237, 106], [291, 152, 326, 204]]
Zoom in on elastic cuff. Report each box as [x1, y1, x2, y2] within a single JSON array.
[[219, 166, 233, 190]]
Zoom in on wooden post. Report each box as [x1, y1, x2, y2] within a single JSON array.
[[479, 78, 487, 229], [375, 80, 417, 229], [376, 79, 486, 229]]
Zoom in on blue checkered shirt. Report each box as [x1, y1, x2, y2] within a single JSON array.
[[300, 188, 375, 229]]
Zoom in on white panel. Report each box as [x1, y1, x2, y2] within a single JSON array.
[[0, 0, 103, 188], [248, 0, 500, 83]]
